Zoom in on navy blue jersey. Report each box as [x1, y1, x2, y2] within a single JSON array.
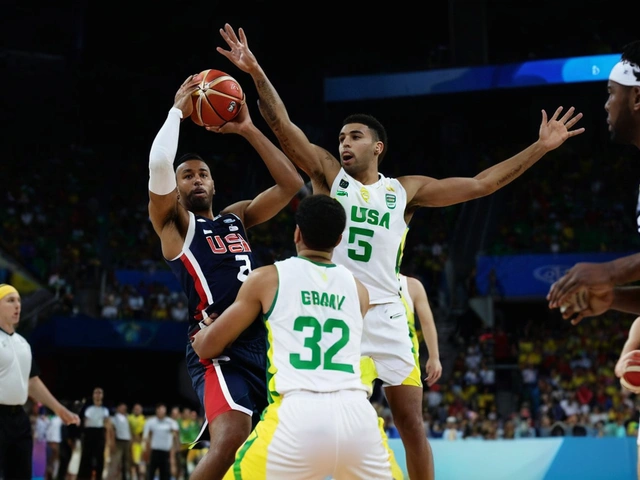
[[166, 211, 263, 340]]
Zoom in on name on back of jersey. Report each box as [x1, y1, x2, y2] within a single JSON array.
[[301, 290, 346, 311]]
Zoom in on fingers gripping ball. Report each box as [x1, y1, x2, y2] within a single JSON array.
[[559, 287, 588, 314], [621, 351, 640, 394], [191, 69, 245, 127]]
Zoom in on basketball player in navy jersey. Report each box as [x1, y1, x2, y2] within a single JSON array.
[[147, 73, 303, 480], [548, 41, 640, 321]]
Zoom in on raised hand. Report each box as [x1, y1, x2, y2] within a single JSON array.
[[538, 106, 585, 152], [173, 73, 202, 118], [217, 23, 259, 74]]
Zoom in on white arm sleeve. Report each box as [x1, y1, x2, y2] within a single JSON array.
[[148, 107, 182, 195]]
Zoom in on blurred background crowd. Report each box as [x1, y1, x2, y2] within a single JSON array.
[[2, 3, 640, 478]]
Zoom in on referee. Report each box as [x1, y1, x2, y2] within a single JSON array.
[[0, 283, 80, 480]]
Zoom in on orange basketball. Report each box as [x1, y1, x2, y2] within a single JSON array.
[[621, 351, 640, 393], [191, 69, 245, 127]]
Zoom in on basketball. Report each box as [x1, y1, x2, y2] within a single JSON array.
[[621, 351, 640, 394], [191, 69, 245, 127]]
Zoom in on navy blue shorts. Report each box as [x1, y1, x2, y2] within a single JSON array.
[[186, 333, 267, 432]]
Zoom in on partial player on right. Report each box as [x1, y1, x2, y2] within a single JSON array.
[[217, 23, 585, 480], [547, 40, 640, 322]]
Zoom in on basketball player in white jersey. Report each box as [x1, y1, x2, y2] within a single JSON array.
[[192, 194, 394, 479], [399, 273, 442, 387], [216, 23, 585, 480]]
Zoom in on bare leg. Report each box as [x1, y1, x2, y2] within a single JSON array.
[[189, 410, 252, 480], [384, 385, 434, 480]]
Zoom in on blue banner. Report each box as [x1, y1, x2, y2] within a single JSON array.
[[475, 252, 634, 298], [324, 53, 620, 102]]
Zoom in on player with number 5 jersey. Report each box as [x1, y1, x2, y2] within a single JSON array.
[[147, 72, 303, 480], [192, 195, 394, 479], [216, 22, 587, 480]]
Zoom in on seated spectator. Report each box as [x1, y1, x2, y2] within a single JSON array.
[[170, 300, 188, 322]]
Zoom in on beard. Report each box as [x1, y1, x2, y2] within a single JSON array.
[[610, 109, 636, 145], [185, 192, 212, 211]]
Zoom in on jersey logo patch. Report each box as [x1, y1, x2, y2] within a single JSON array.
[[386, 194, 396, 209], [223, 218, 236, 224], [360, 187, 370, 203], [339, 179, 349, 189]]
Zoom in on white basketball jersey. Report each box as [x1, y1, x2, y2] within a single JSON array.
[[267, 256, 367, 396], [330, 168, 408, 303]]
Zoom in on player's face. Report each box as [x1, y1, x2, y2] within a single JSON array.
[[93, 388, 104, 403], [605, 81, 636, 144], [156, 405, 167, 418], [338, 123, 380, 176], [0, 293, 21, 325], [177, 160, 215, 212]]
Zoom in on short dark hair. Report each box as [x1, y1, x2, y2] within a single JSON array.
[[342, 113, 388, 165], [295, 194, 346, 250], [176, 152, 205, 166], [622, 40, 640, 67]]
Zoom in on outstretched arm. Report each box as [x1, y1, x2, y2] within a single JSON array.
[[217, 23, 341, 194], [554, 285, 640, 325], [191, 266, 277, 359], [548, 254, 640, 308], [401, 107, 585, 210], [407, 276, 442, 386], [215, 104, 304, 228]]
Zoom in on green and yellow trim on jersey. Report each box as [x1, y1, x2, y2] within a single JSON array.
[[223, 396, 283, 480], [263, 283, 280, 405]]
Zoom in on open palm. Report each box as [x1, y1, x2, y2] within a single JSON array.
[[538, 106, 585, 151], [217, 24, 258, 74]]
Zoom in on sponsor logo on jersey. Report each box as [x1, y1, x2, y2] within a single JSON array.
[[203, 229, 213, 234], [386, 185, 395, 192], [229, 225, 238, 232], [339, 179, 349, 189], [223, 218, 236, 224], [360, 187, 370, 203], [385, 194, 396, 209], [336, 190, 348, 197]]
